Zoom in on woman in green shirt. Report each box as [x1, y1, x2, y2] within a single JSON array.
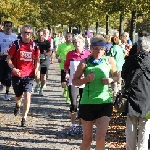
[[72, 35, 118, 150]]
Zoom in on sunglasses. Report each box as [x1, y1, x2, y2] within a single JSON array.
[[5, 25, 12, 27], [23, 32, 31, 34]]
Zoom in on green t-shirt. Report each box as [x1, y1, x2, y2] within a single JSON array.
[[53, 37, 59, 47], [107, 45, 125, 71], [56, 42, 75, 69], [80, 57, 112, 104]]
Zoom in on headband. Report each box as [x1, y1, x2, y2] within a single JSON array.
[[91, 42, 106, 46]]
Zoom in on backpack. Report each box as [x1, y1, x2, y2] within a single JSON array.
[[14, 39, 38, 51]]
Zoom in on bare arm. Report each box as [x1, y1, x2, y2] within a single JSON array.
[[6, 55, 14, 69], [7, 55, 21, 76], [34, 57, 40, 70], [108, 56, 119, 82]]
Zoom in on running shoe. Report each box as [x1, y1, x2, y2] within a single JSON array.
[[4, 94, 11, 101], [34, 85, 39, 93], [39, 90, 44, 96], [74, 125, 83, 135], [14, 104, 20, 116], [21, 118, 26, 127], [66, 125, 76, 136]]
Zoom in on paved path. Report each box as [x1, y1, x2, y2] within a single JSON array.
[[0, 60, 126, 150]]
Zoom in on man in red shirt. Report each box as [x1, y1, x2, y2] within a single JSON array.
[[6, 24, 40, 127]]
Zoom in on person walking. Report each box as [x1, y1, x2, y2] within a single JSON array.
[[72, 35, 118, 150], [122, 36, 150, 150], [6, 24, 40, 127]]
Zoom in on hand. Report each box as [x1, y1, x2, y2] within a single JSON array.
[[12, 68, 21, 77], [86, 72, 95, 82], [58, 58, 61, 63], [65, 73, 69, 81], [102, 78, 113, 85]]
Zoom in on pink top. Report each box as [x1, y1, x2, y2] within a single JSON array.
[[64, 49, 90, 71], [64, 49, 90, 87]]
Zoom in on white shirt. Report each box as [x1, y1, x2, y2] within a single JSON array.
[[69, 60, 85, 88], [0, 32, 17, 55]]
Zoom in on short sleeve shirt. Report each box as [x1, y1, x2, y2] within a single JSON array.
[[8, 40, 40, 77]]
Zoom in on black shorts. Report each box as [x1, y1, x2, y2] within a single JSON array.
[[0, 60, 11, 87], [12, 76, 34, 97], [79, 103, 113, 121], [61, 70, 66, 83], [40, 67, 47, 74]]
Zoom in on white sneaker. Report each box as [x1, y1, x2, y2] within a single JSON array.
[[4, 94, 11, 101], [39, 90, 44, 96]]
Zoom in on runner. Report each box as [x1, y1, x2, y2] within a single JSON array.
[[64, 34, 90, 135], [56, 32, 74, 104], [6, 24, 40, 127], [51, 33, 59, 64], [34, 29, 51, 96], [43, 29, 51, 80], [0, 21, 17, 100], [72, 35, 118, 150]]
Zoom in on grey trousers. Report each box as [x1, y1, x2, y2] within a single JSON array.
[[126, 115, 150, 150]]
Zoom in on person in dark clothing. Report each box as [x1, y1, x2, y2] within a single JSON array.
[[122, 36, 150, 150], [34, 29, 51, 96]]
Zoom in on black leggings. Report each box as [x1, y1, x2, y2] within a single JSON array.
[[68, 85, 83, 113]]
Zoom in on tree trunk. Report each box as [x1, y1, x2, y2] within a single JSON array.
[[119, 14, 124, 37], [106, 14, 109, 35], [130, 11, 136, 43], [96, 21, 98, 35], [68, 26, 72, 33]]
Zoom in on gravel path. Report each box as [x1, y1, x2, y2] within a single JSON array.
[[0, 60, 126, 150]]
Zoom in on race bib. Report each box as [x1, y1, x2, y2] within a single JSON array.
[[40, 54, 46, 59], [20, 51, 32, 61]]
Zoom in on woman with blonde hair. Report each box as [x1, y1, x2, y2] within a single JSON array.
[[72, 35, 118, 150], [64, 34, 90, 135]]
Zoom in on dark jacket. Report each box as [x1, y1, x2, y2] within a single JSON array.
[[122, 51, 150, 117]]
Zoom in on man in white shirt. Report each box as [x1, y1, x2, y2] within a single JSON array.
[[0, 21, 17, 100]]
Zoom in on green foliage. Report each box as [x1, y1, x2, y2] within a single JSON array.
[[0, 0, 150, 30]]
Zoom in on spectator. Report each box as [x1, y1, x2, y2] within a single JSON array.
[[122, 36, 150, 150]]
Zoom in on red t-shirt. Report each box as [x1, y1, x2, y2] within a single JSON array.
[[8, 40, 40, 77]]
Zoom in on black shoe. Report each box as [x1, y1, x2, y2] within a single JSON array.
[[14, 104, 20, 116], [21, 118, 26, 127]]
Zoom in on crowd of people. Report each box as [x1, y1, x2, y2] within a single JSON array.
[[0, 20, 150, 150]]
